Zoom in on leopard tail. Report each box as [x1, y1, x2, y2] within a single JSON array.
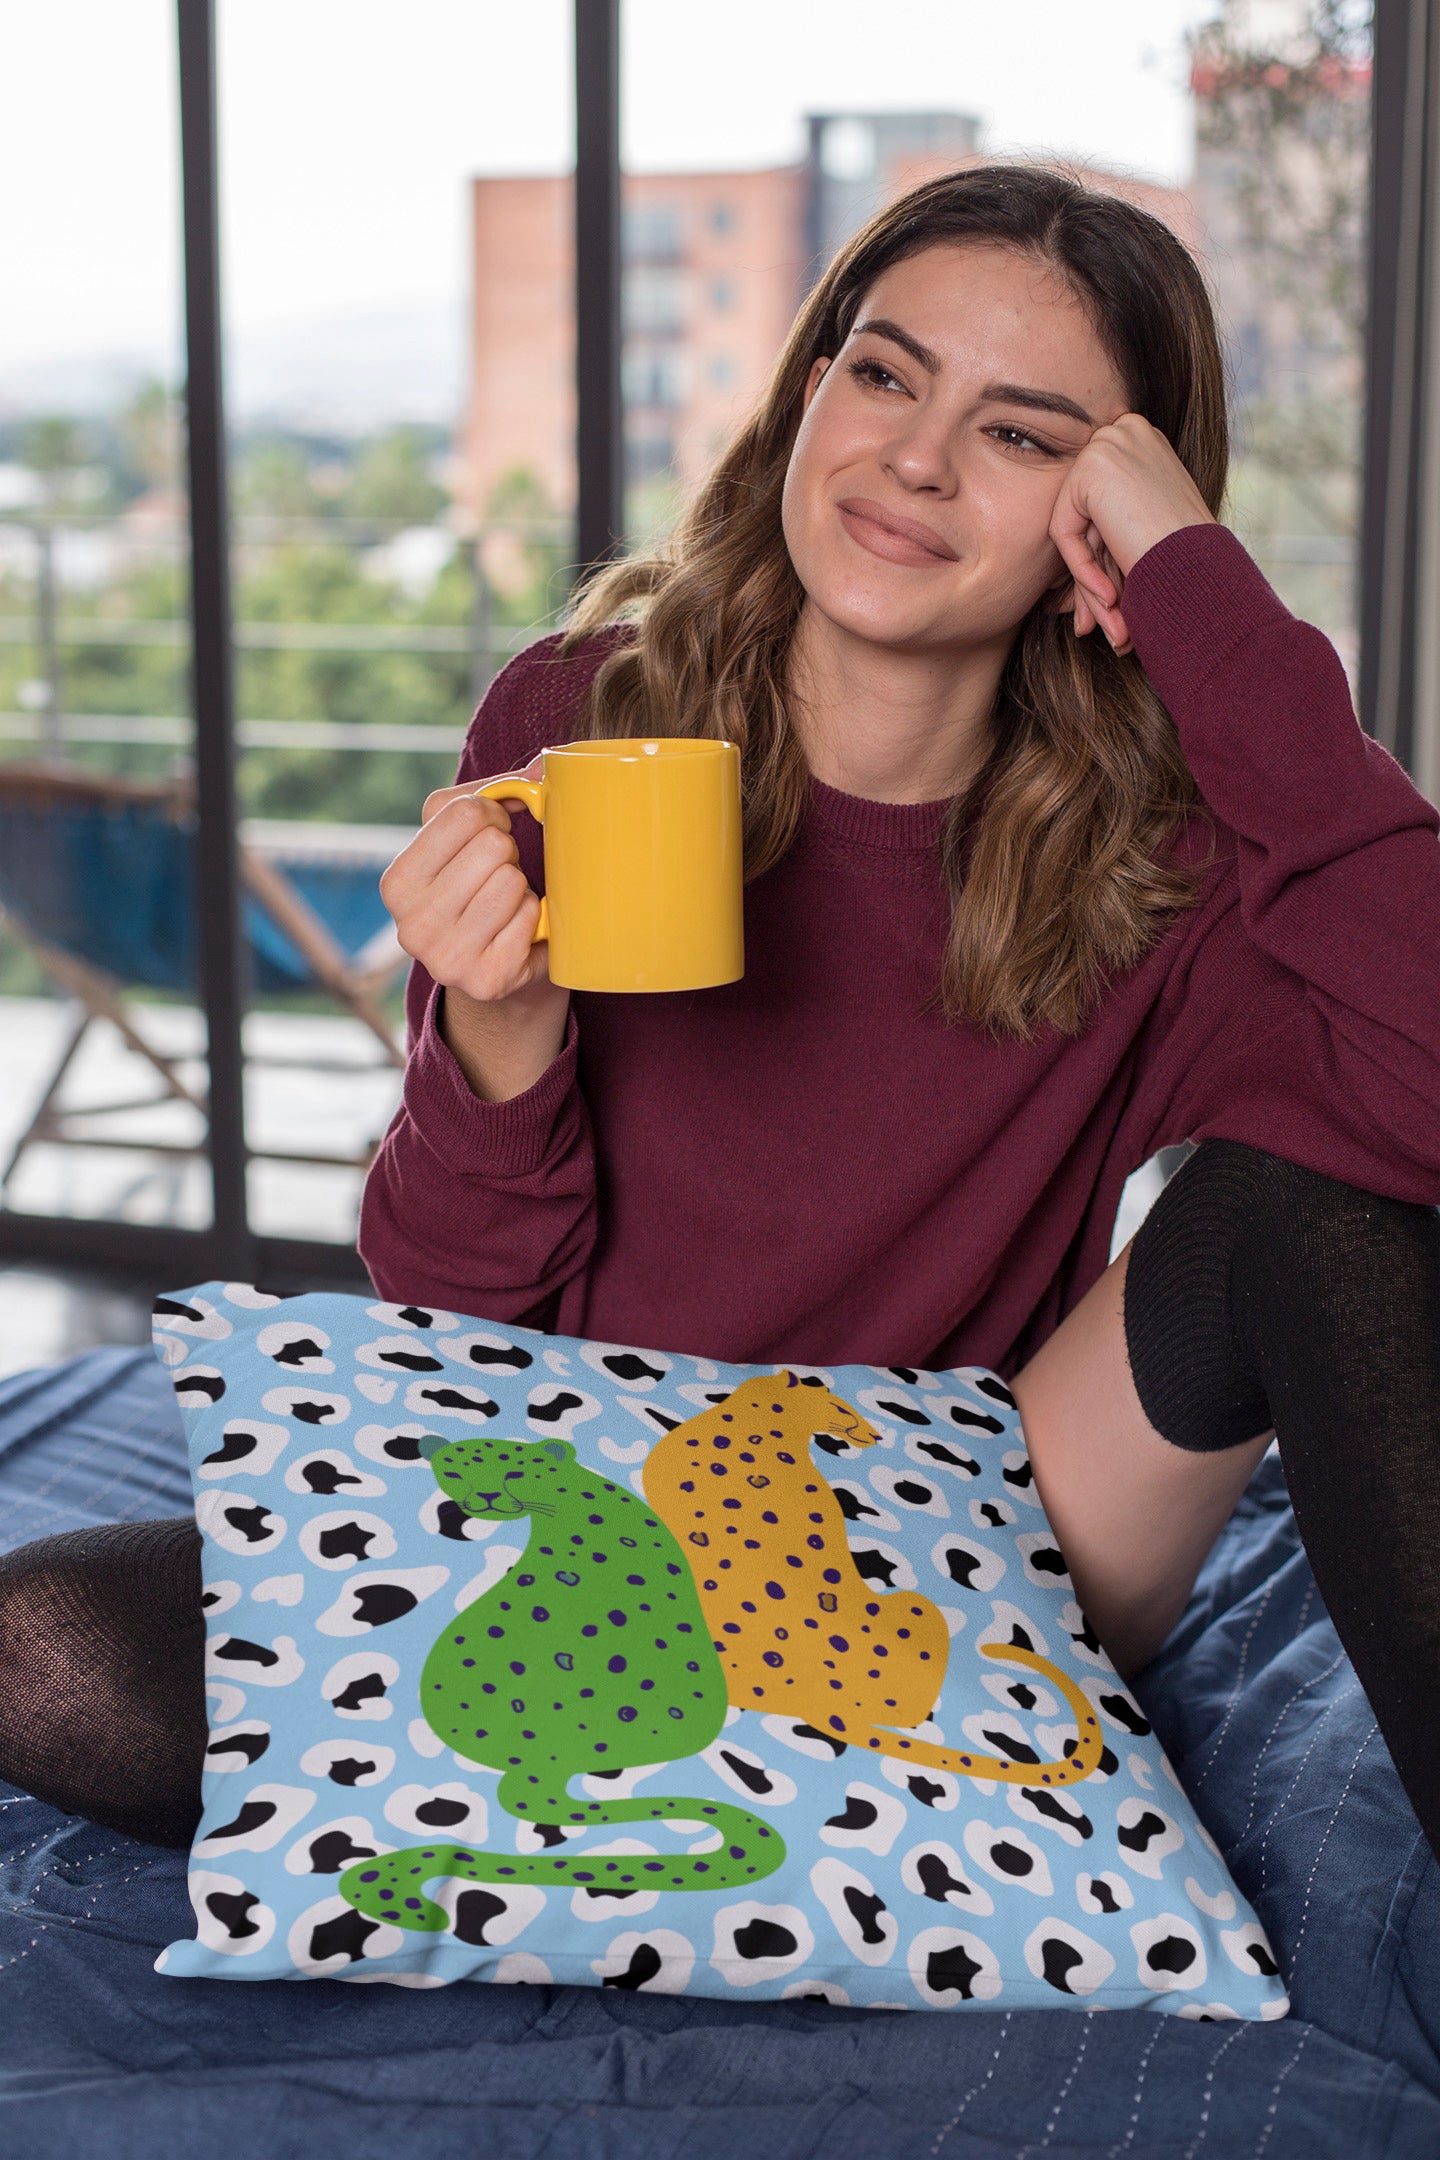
[[847, 1644, 1106, 1787], [340, 1786, 785, 1931]]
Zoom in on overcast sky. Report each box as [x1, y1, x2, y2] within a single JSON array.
[[1, 0, 1215, 372]]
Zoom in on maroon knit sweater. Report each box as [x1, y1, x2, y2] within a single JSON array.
[[359, 523, 1440, 1377]]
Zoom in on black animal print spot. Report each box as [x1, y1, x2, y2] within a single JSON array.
[[906, 1776, 947, 1809], [826, 1794, 878, 1833], [213, 1637, 279, 1669], [811, 1434, 854, 1458], [1117, 1810, 1169, 1854], [603, 1940, 664, 1990], [1025, 1546, 1068, 1578], [1020, 1788, 1093, 1838], [377, 1348, 445, 1373], [915, 1441, 981, 1476], [943, 1547, 984, 1590], [851, 1549, 899, 1588], [793, 1725, 847, 1758], [875, 1399, 930, 1426], [326, 1757, 379, 1786], [1002, 1459, 1035, 1490], [272, 1337, 328, 1368], [462, 1343, 533, 1372], [947, 1405, 1005, 1435], [351, 1584, 419, 1627], [835, 1488, 880, 1523], [528, 1392, 585, 1426], [1245, 1943, 1280, 1977], [223, 1502, 277, 1544], [309, 1909, 380, 1964], [206, 1728, 269, 1767], [1039, 1937, 1086, 1992], [892, 1479, 936, 1506], [205, 1800, 276, 1843], [1144, 1935, 1198, 1975], [719, 1751, 775, 1798], [154, 1296, 204, 1324], [989, 1840, 1035, 1878], [733, 1918, 797, 1961], [415, 1798, 471, 1828], [318, 1523, 379, 1563], [332, 1673, 387, 1712], [175, 1372, 225, 1403], [202, 1430, 262, 1467], [977, 1727, 1040, 1765], [291, 1400, 336, 1426], [205, 1888, 262, 1939], [451, 1890, 515, 1946], [975, 1375, 1016, 1407], [304, 1830, 378, 1873], [601, 1353, 666, 1385], [1086, 1877, 1122, 1913], [916, 1853, 970, 1904], [416, 1386, 499, 1416], [842, 1886, 889, 1946], [300, 1461, 364, 1495], [926, 1941, 986, 1999], [397, 1306, 434, 1328], [1098, 1692, 1152, 1736]]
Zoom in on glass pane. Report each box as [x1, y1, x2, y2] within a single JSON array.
[[216, 0, 575, 1247], [619, 0, 1370, 673], [0, 1, 212, 1231]]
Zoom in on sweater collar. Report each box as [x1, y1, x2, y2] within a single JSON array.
[[805, 771, 958, 852]]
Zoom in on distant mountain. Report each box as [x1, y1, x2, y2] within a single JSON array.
[[0, 295, 466, 435]]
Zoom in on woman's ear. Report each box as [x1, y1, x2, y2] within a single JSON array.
[[802, 356, 832, 412]]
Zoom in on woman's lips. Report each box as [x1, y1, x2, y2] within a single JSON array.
[[837, 500, 956, 567]]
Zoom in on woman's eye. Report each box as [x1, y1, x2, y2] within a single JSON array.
[[988, 423, 1056, 457], [845, 356, 904, 393]]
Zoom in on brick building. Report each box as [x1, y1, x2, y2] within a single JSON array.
[[456, 112, 1200, 541]]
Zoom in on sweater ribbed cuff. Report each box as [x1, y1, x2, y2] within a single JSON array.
[[403, 985, 581, 1179], [1123, 523, 1292, 718]]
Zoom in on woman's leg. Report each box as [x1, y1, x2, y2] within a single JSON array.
[[0, 1514, 206, 1846], [1012, 1137, 1440, 1861]]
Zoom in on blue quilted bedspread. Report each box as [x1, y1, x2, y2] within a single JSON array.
[[1, 1346, 1438, 2160]]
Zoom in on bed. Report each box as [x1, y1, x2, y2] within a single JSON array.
[[2, 1343, 1438, 2159]]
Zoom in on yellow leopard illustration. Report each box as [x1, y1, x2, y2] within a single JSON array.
[[641, 1370, 1103, 1787]]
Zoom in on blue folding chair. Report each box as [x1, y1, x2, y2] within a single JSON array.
[[0, 761, 407, 1192]]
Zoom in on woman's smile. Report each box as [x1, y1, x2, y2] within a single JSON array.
[[837, 497, 959, 567]]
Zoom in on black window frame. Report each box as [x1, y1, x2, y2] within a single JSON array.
[[0, 0, 1430, 1289]]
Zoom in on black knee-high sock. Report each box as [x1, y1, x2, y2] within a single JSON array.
[[1123, 1137, 1440, 1861], [0, 1516, 205, 1847]]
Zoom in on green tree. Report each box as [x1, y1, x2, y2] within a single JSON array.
[[342, 426, 447, 524]]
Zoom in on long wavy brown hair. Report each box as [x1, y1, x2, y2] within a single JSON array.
[[555, 163, 1227, 1040]]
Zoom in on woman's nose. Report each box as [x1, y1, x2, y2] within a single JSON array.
[[884, 416, 959, 495]]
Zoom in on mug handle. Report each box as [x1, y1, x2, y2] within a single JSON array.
[[472, 774, 549, 944]]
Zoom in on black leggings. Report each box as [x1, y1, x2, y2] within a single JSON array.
[[1, 1137, 1437, 1858]]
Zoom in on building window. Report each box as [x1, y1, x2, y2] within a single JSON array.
[[708, 201, 736, 236], [623, 201, 682, 262]]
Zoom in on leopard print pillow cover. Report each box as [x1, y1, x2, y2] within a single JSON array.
[[154, 1282, 1287, 2018]]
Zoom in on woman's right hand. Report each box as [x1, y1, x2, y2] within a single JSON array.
[[380, 758, 570, 1101]]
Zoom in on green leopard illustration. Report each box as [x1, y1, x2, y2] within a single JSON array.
[[339, 1435, 784, 1931]]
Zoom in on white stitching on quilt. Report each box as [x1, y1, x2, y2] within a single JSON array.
[[1191, 1579, 1276, 1794], [930, 2008, 1015, 2155], [1182, 2022, 1249, 2159], [1249, 2027, 1310, 2160], [1257, 1682, 1362, 1895], [1236, 1642, 1346, 1844], [1285, 1722, 1378, 1976]]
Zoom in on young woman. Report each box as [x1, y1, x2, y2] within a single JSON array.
[[3, 165, 1439, 1863]]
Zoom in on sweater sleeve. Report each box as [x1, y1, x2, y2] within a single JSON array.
[[357, 634, 605, 1323], [1123, 522, 1440, 1201]]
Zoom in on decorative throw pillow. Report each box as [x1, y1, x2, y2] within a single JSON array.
[[153, 1281, 1288, 2018]]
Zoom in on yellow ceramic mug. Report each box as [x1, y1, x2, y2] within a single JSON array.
[[472, 737, 743, 993]]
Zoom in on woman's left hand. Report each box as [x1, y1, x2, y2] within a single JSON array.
[[1050, 413, 1216, 657]]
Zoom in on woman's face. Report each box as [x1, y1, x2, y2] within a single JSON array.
[[781, 242, 1133, 658]]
